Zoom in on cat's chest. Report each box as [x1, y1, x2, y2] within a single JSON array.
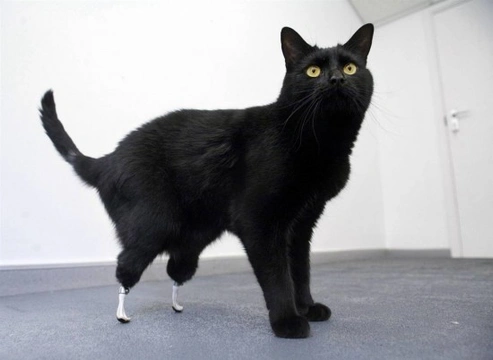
[[293, 154, 350, 200]]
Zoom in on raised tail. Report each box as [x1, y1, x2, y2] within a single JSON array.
[[39, 90, 101, 187]]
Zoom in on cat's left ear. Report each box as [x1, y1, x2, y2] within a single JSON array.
[[281, 27, 312, 69], [343, 24, 374, 61]]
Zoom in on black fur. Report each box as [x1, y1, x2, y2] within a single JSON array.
[[39, 24, 374, 338]]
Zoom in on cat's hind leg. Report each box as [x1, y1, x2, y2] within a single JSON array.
[[172, 281, 183, 312], [117, 286, 130, 323], [115, 244, 161, 323], [167, 252, 200, 313]]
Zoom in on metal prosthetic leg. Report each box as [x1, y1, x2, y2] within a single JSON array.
[[172, 282, 184, 313], [116, 286, 131, 323]]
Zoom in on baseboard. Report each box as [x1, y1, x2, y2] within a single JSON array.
[[384, 249, 451, 258], [0, 249, 450, 297]]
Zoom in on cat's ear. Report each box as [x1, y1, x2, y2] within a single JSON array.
[[281, 27, 312, 69], [343, 24, 374, 61]]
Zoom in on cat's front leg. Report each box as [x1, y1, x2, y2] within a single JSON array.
[[289, 218, 331, 322], [241, 229, 310, 338]]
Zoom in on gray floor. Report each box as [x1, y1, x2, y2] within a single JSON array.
[[1, 257, 492, 360]]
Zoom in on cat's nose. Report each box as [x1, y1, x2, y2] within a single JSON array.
[[329, 71, 345, 86]]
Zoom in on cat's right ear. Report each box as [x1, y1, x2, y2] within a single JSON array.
[[281, 27, 312, 69], [343, 23, 374, 61]]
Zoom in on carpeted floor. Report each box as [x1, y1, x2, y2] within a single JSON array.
[[1, 257, 492, 359]]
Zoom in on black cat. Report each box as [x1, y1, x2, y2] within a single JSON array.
[[39, 24, 374, 338]]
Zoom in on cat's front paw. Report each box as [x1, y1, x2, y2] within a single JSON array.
[[270, 315, 310, 338], [304, 303, 331, 322]]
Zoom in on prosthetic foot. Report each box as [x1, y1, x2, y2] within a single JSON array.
[[116, 286, 131, 323], [172, 282, 184, 313]]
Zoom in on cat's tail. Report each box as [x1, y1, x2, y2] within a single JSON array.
[[39, 90, 101, 187]]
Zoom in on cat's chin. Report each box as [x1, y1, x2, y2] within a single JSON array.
[[322, 91, 354, 109]]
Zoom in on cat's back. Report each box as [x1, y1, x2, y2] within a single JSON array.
[[119, 108, 243, 148], [113, 105, 277, 161], [100, 106, 276, 199]]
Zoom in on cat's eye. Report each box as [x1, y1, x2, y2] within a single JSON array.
[[306, 66, 321, 78], [343, 63, 357, 75]]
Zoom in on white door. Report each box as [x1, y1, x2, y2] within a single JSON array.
[[434, 0, 493, 258]]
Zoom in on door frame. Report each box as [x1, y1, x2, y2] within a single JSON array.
[[424, 0, 472, 257]]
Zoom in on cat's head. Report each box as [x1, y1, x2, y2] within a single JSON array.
[[278, 24, 374, 122]]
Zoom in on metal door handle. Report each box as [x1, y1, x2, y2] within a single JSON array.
[[449, 109, 469, 133]]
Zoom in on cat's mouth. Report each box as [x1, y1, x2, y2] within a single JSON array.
[[323, 85, 349, 99]]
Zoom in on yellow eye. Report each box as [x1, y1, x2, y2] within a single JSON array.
[[306, 65, 321, 78], [343, 63, 357, 75]]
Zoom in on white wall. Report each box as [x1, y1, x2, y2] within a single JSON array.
[[370, 8, 451, 250], [1, 0, 384, 266]]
